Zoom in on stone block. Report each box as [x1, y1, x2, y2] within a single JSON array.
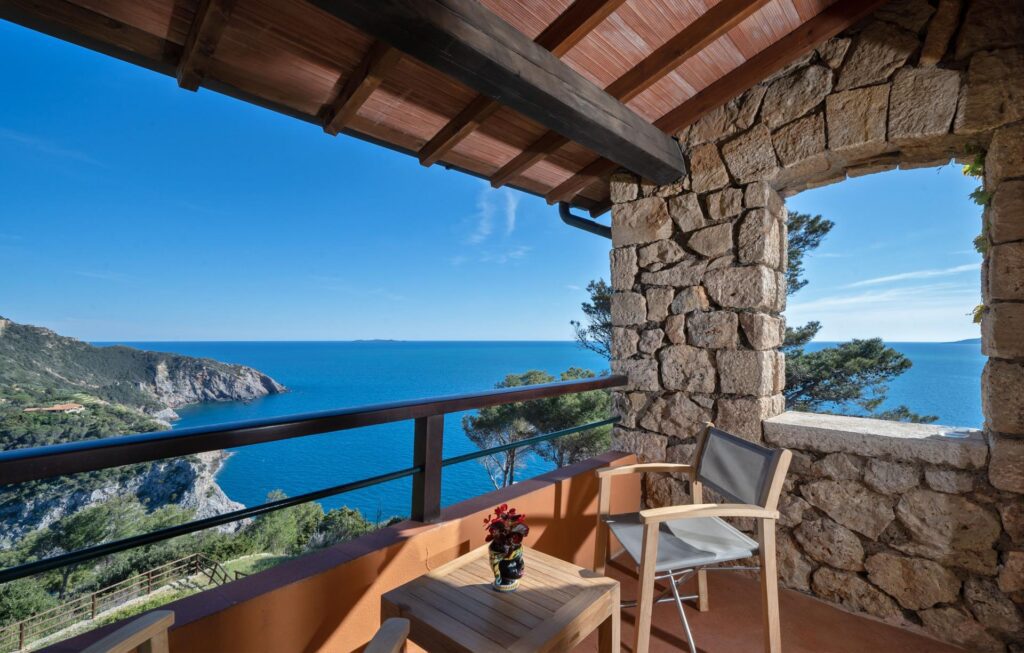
[[795, 518, 865, 571], [764, 411, 989, 469], [955, 48, 1024, 135], [836, 21, 918, 91], [923, 468, 973, 493], [610, 246, 638, 291], [987, 123, 1024, 191], [988, 431, 1024, 493], [998, 551, 1024, 593], [671, 286, 709, 314], [644, 473, 689, 508], [609, 171, 639, 203], [611, 427, 667, 463], [721, 124, 779, 184], [612, 391, 648, 429], [874, 0, 935, 33], [811, 452, 864, 481], [919, 607, 1005, 653], [686, 310, 738, 349], [687, 222, 734, 258], [611, 291, 646, 326], [920, 0, 960, 65], [743, 181, 783, 213], [706, 187, 744, 222], [739, 313, 784, 350], [645, 287, 674, 322], [658, 345, 716, 393], [667, 193, 706, 232], [983, 359, 1024, 436], [964, 576, 1023, 636], [989, 180, 1024, 245], [896, 489, 1001, 555], [955, 0, 1024, 59], [703, 265, 779, 312], [715, 395, 784, 442], [761, 65, 832, 129], [718, 349, 777, 396], [983, 303, 1024, 359], [637, 239, 685, 270], [864, 459, 920, 494], [779, 493, 810, 528], [738, 208, 782, 268], [817, 37, 851, 69], [888, 67, 960, 142], [611, 327, 639, 360], [664, 314, 686, 344], [637, 328, 664, 355], [811, 567, 902, 621], [639, 392, 710, 438], [826, 84, 890, 155], [688, 143, 730, 193], [1000, 501, 1024, 546], [640, 259, 708, 287], [612, 197, 673, 247], [611, 357, 660, 392], [686, 86, 766, 146], [865, 552, 960, 610], [801, 479, 894, 539], [777, 532, 813, 591], [772, 113, 825, 168]]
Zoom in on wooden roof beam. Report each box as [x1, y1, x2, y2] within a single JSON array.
[[417, 0, 627, 167], [310, 0, 684, 185], [491, 0, 771, 190], [548, 0, 890, 206], [177, 0, 235, 91], [321, 41, 403, 136]]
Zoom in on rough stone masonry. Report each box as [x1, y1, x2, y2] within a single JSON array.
[[606, 0, 1024, 650]]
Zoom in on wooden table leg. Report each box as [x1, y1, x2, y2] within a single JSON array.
[[598, 585, 621, 653]]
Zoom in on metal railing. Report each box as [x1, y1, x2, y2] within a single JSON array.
[[0, 554, 229, 652], [0, 375, 626, 588]]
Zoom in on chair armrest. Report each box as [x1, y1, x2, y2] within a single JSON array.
[[366, 618, 410, 653], [639, 503, 779, 525], [595, 463, 692, 478], [82, 610, 174, 653]]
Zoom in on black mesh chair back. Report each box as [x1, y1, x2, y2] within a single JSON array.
[[696, 428, 783, 508]]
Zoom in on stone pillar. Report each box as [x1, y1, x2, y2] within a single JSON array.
[[609, 165, 787, 508]]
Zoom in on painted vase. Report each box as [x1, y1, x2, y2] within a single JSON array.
[[489, 544, 525, 592]]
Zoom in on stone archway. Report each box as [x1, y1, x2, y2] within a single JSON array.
[[606, 1, 1023, 649]]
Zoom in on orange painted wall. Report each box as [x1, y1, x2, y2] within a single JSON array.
[[47, 452, 638, 653]]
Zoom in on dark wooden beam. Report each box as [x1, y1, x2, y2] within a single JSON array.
[[548, 0, 890, 205], [492, 0, 770, 189], [417, 0, 625, 167], [310, 0, 685, 185], [321, 40, 402, 136], [177, 0, 235, 91]]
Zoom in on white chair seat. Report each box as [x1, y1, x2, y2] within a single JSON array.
[[604, 512, 758, 572]]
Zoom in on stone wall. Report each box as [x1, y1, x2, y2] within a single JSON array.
[[607, 0, 1023, 649]]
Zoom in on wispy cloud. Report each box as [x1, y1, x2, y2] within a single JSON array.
[[566, 284, 582, 291], [503, 190, 519, 236], [0, 128, 103, 166], [74, 270, 133, 283], [844, 264, 978, 288], [479, 246, 531, 264], [466, 187, 520, 244], [311, 275, 406, 301]]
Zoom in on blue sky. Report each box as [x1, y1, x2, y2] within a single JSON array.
[[0, 21, 981, 342]]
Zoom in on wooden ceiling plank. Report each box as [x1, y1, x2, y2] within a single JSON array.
[[490, 132, 571, 188], [492, 0, 770, 190], [417, 0, 626, 167], [549, 0, 890, 206], [310, 0, 685, 185], [321, 40, 403, 136], [177, 0, 236, 91]]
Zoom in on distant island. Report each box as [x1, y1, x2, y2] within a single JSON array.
[[0, 316, 286, 547], [947, 337, 982, 345]]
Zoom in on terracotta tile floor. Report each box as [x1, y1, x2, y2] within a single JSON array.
[[577, 560, 964, 652]]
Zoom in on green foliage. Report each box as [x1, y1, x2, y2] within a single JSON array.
[[0, 579, 58, 625], [244, 491, 325, 555], [784, 213, 937, 423], [570, 280, 612, 358], [463, 368, 612, 487]]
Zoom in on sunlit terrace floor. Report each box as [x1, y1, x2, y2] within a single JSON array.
[[575, 559, 964, 653]]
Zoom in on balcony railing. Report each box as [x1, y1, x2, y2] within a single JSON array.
[[0, 375, 626, 589]]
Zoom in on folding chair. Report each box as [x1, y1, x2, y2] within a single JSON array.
[[595, 427, 792, 653], [82, 610, 174, 653], [366, 618, 409, 653]]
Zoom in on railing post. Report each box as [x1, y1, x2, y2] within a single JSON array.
[[147, 570, 153, 594], [90, 594, 97, 620], [18, 622, 25, 651], [410, 414, 444, 523]]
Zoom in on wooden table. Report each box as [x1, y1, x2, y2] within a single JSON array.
[[381, 546, 620, 652]]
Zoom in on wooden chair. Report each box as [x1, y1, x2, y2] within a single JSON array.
[[81, 610, 174, 653], [365, 618, 409, 653], [595, 428, 792, 653]]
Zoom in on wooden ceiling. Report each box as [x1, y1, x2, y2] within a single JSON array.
[[1, 0, 883, 215]]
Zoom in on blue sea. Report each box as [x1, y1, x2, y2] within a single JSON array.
[[108, 340, 984, 520]]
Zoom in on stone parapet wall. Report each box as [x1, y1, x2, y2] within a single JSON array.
[[607, 0, 1023, 649], [766, 412, 1020, 652]]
